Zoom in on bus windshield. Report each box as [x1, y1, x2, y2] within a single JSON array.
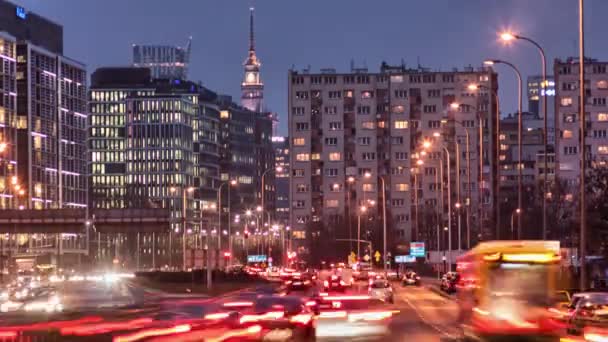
[[486, 263, 552, 307]]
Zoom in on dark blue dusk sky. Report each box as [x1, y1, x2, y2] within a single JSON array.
[[13, 0, 608, 135]]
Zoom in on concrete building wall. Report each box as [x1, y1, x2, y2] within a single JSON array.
[[555, 58, 608, 189], [288, 65, 497, 256]]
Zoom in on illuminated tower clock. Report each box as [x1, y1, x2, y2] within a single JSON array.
[[241, 7, 264, 112]]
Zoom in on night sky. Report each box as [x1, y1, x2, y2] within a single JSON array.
[[13, 0, 608, 135]]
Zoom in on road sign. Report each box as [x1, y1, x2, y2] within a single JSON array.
[[364, 254, 370, 262], [395, 255, 416, 263], [410, 242, 426, 257], [374, 251, 381, 263], [348, 252, 357, 265], [247, 255, 267, 263]]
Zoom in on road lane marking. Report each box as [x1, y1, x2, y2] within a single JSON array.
[[399, 291, 460, 339]]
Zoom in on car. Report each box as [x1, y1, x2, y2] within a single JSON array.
[[440, 272, 459, 294], [567, 292, 608, 335], [368, 279, 394, 303], [315, 295, 397, 340], [402, 271, 421, 286], [266, 267, 281, 278], [324, 274, 347, 292], [385, 270, 400, 281], [285, 273, 313, 293]]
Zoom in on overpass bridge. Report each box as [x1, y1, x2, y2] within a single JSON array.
[[0, 209, 172, 265], [0, 208, 171, 233]]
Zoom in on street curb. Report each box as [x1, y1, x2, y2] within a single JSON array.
[[427, 285, 455, 301]]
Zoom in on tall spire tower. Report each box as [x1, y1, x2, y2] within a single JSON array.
[[241, 7, 264, 112]]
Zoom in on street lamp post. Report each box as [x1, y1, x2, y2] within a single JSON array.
[[469, 84, 500, 239], [217, 180, 237, 269], [346, 176, 355, 253], [501, 32, 549, 239], [261, 166, 283, 229], [578, 0, 587, 290], [357, 205, 367, 259], [511, 208, 521, 240], [378, 175, 387, 271], [171, 186, 195, 270], [485, 59, 523, 239], [423, 140, 451, 269]]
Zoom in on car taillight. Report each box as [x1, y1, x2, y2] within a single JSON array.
[[340, 280, 346, 286], [286, 281, 292, 285], [305, 301, 317, 307], [324, 280, 329, 287], [223, 301, 253, 307], [290, 313, 313, 325], [204, 312, 231, 320], [240, 311, 285, 324], [331, 275, 338, 280], [113, 324, 191, 342]]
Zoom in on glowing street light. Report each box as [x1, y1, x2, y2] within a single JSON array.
[[364, 172, 372, 179], [0, 143, 7, 153], [422, 141, 432, 149], [416, 159, 424, 166], [500, 31, 516, 42], [332, 183, 340, 190], [467, 84, 479, 91], [246, 209, 252, 216], [450, 102, 460, 110], [347, 176, 355, 183], [256, 205, 262, 212]]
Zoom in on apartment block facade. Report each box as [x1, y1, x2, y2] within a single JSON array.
[[288, 64, 497, 257], [555, 58, 608, 186]]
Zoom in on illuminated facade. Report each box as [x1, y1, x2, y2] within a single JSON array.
[[217, 95, 274, 220], [0, 1, 88, 265], [288, 64, 498, 256], [133, 38, 192, 81], [527, 75, 556, 145], [89, 67, 221, 268], [555, 57, 608, 185], [273, 136, 290, 227], [241, 7, 264, 112]]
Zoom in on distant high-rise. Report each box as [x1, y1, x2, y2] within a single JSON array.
[[241, 7, 264, 112], [133, 38, 192, 80], [527, 75, 556, 145]]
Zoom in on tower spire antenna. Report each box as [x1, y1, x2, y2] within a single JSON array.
[[249, 7, 255, 52]]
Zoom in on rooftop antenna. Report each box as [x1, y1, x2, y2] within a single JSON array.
[[350, 59, 355, 72]]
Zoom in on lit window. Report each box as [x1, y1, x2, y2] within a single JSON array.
[[362, 121, 375, 130], [395, 183, 409, 192], [220, 110, 230, 119], [326, 199, 339, 208], [500, 144, 508, 151], [293, 138, 305, 146], [296, 154, 310, 161], [499, 155, 506, 161], [599, 113, 608, 122], [311, 153, 321, 160], [565, 194, 573, 202], [363, 183, 374, 192], [599, 146, 608, 154], [598, 80, 608, 89], [499, 134, 506, 140], [562, 130, 573, 139], [392, 105, 405, 114], [394, 121, 408, 129], [329, 152, 341, 161], [560, 97, 573, 106]]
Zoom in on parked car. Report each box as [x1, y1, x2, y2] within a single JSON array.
[[285, 273, 313, 293]]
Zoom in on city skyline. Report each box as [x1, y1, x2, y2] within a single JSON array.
[[13, 0, 608, 134]]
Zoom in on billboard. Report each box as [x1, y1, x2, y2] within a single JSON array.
[[247, 255, 267, 263], [410, 242, 426, 257], [395, 255, 416, 263]]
